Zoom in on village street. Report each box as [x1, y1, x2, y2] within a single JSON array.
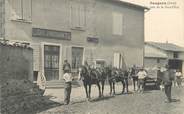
[[38, 84, 184, 114]]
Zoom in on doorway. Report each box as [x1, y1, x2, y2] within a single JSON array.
[[168, 59, 182, 71], [44, 45, 60, 81]]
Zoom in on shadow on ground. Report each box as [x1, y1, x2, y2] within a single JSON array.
[[90, 95, 115, 102], [30, 95, 62, 114], [115, 91, 134, 95]]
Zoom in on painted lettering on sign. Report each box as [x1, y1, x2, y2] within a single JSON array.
[[87, 37, 99, 43], [32, 28, 71, 40]]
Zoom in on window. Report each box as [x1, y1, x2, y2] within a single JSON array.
[[72, 47, 84, 69], [11, 0, 32, 22], [112, 12, 123, 35], [70, 1, 86, 29], [173, 52, 178, 58]]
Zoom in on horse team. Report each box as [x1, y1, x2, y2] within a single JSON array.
[[78, 63, 138, 100]]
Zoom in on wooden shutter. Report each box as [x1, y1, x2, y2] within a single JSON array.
[[113, 12, 123, 35], [11, 0, 23, 19], [23, 0, 32, 21]]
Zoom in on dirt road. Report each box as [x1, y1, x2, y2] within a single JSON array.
[[38, 85, 184, 114]]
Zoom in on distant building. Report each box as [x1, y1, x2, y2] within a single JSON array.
[[0, 0, 148, 81], [145, 41, 184, 73]]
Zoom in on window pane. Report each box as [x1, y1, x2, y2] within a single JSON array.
[[45, 55, 51, 68], [79, 5, 85, 27], [52, 55, 59, 68]]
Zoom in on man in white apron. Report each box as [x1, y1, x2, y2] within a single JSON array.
[[63, 60, 72, 105]]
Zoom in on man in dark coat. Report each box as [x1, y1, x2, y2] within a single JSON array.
[[161, 64, 174, 103], [63, 60, 71, 73], [124, 69, 129, 93], [131, 65, 138, 91]]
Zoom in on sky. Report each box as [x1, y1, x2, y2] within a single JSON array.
[[121, 0, 184, 47]]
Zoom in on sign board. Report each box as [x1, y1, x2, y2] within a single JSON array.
[[32, 28, 71, 40], [87, 37, 99, 43]]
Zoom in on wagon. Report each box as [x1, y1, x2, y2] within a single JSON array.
[[144, 67, 162, 89]]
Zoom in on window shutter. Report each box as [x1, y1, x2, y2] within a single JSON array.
[[71, 2, 80, 28], [23, 0, 32, 21], [79, 4, 86, 28], [113, 12, 123, 35], [11, 0, 23, 19], [70, 1, 86, 29]]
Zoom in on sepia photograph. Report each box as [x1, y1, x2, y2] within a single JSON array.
[[0, 0, 184, 114]]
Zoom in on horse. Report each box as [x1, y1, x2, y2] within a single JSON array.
[[78, 65, 106, 100], [105, 67, 127, 95]]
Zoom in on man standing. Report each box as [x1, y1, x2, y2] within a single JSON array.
[[63, 60, 72, 105], [161, 65, 174, 103], [131, 65, 138, 91], [124, 69, 129, 93], [137, 67, 147, 93]]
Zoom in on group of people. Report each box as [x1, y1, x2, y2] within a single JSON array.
[[62, 59, 148, 105], [62, 59, 182, 104]]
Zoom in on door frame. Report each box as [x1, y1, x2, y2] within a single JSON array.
[[41, 42, 62, 81]]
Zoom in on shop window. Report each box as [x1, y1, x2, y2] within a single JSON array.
[[11, 0, 32, 22], [44, 45, 60, 81], [72, 47, 84, 69]]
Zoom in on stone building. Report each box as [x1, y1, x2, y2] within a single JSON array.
[[145, 41, 184, 73], [0, 0, 148, 81]]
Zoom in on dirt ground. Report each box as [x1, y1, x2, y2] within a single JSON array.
[[38, 84, 184, 114]]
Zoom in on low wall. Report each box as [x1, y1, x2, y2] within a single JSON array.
[[0, 43, 45, 114], [0, 43, 33, 82]]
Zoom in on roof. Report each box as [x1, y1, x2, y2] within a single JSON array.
[[146, 42, 184, 52], [145, 52, 167, 58], [111, 0, 149, 10]]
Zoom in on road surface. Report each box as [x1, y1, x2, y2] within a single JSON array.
[[38, 84, 184, 114]]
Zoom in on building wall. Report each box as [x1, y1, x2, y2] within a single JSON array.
[[144, 44, 167, 58], [166, 51, 174, 59], [145, 44, 184, 75], [144, 57, 167, 68], [4, 0, 145, 80]]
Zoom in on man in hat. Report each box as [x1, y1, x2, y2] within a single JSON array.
[[130, 65, 138, 91], [161, 64, 174, 103], [137, 67, 147, 93], [63, 60, 72, 105]]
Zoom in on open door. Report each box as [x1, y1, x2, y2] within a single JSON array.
[[113, 53, 126, 70]]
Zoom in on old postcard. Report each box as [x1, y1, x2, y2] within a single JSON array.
[[0, 0, 184, 114]]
